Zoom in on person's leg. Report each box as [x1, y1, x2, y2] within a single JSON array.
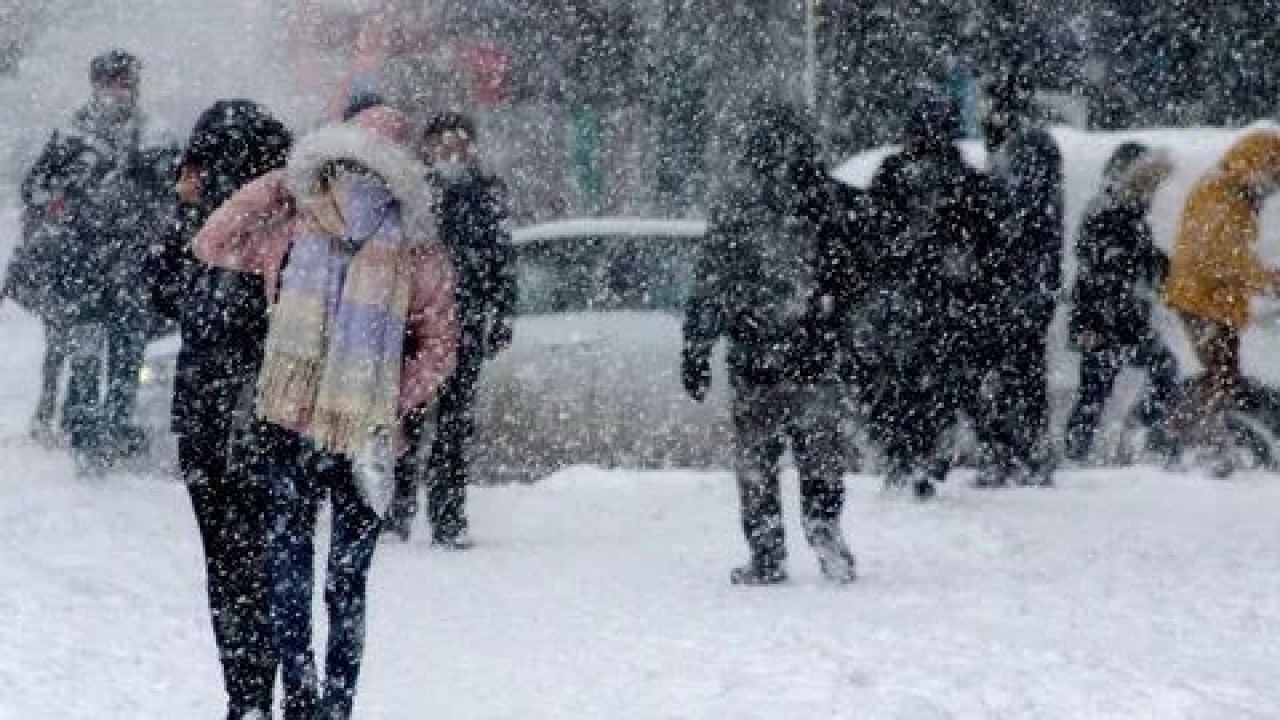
[[34, 321, 69, 430], [182, 435, 251, 716], [1176, 314, 1241, 454], [998, 325, 1054, 483], [102, 327, 147, 454], [319, 454, 381, 720], [426, 363, 480, 545], [62, 325, 104, 461], [788, 384, 856, 581], [1064, 347, 1122, 462], [263, 446, 321, 720], [383, 410, 427, 540], [730, 383, 788, 583], [1133, 333, 1181, 457]]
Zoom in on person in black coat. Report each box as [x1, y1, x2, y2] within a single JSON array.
[[147, 99, 292, 720], [682, 101, 856, 585], [1064, 143, 1179, 462], [383, 111, 516, 546], [864, 95, 1010, 498], [982, 69, 1065, 487], [16, 50, 164, 465]]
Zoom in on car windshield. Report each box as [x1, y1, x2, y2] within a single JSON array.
[[516, 235, 701, 315]]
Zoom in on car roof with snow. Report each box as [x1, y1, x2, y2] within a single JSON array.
[[510, 217, 707, 246]]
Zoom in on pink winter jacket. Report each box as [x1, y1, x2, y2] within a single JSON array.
[[193, 168, 458, 448]]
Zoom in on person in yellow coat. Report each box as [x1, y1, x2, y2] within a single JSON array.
[[1164, 129, 1280, 462]]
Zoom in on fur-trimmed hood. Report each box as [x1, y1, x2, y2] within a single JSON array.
[[285, 122, 435, 237]]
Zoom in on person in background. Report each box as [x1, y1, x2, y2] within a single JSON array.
[[1064, 143, 1179, 464], [682, 101, 856, 586], [194, 106, 457, 720], [17, 49, 158, 470], [981, 68, 1064, 487], [864, 95, 1008, 498], [147, 99, 293, 720], [383, 111, 516, 546], [1163, 129, 1280, 474]]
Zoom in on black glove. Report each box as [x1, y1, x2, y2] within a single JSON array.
[[486, 318, 514, 359], [682, 351, 712, 402]]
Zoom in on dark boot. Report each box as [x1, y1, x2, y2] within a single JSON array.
[[730, 554, 788, 586], [804, 519, 856, 583]]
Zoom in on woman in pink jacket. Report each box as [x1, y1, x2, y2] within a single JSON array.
[[194, 105, 456, 720]]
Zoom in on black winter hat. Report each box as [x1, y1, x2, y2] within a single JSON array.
[[904, 95, 962, 147], [422, 110, 478, 142], [1102, 141, 1151, 182], [739, 101, 815, 175], [183, 99, 292, 193], [90, 50, 141, 85]]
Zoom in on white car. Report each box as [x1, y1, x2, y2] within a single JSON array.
[[472, 218, 734, 481]]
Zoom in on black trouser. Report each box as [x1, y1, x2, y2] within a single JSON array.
[[990, 316, 1053, 474], [870, 348, 996, 480], [35, 321, 73, 426], [1064, 334, 1179, 459], [63, 322, 147, 455], [180, 432, 277, 717], [390, 346, 481, 538], [730, 382, 845, 566]]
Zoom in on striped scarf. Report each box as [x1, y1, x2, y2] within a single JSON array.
[[255, 177, 412, 458]]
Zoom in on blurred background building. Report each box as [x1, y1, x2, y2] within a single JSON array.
[[6, 0, 1280, 221]]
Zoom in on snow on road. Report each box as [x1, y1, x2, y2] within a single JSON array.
[[1, 296, 1278, 719]]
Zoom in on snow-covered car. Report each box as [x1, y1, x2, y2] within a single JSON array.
[[472, 218, 733, 480], [135, 217, 735, 480]]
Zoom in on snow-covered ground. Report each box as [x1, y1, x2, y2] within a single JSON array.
[[1, 300, 1280, 718]]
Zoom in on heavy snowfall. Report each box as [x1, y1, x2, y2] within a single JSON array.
[[1, 2, 1280, 719]]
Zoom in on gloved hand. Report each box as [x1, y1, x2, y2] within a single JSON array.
[[682, 351, 712, 402], [486, 318, 514, 358]]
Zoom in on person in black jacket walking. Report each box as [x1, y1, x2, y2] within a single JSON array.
[[1064, 143, 1179, 463], [18, 50, 162, 468], [982, 69, 1065, 487], [147, 99, 292, 720], [683, 101, 856, 585], [383, 111, 516, 547], [865, 95, 1010, 498]]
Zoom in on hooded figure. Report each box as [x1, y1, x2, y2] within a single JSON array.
[[146, 99, 292, 720], [1064, 143, 1179, 462], [982, 68, 1064, 487], [1163, 129, 1280, 469], [383, 111, 517, 546], [10, 48, 161, 467], [864, 94, 1010, 497], [682, 101, 856, 586], [194, 106, 457, 720]]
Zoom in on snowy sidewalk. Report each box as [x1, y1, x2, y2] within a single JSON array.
[[2, 450, 1279, 719]]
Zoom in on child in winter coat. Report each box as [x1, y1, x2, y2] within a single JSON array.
[[1064, 143, 1178, 463], [194, 105, 457, 720]]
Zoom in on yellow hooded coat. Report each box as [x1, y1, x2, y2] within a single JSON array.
[[1164, 130, 1280, 328]]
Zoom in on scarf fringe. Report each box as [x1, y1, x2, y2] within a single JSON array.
[[256, 355, 324, 427]]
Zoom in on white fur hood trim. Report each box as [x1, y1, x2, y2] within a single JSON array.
[[285, 123, 435, 237]]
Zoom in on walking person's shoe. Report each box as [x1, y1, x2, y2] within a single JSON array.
[[729, 554, 788, 586], [804, 519, 857, 584], [431, 527, 474, 551], [381, 496, 418, 542]]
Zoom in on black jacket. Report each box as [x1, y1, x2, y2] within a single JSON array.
[[990, 126, 1064, 327], [864, 143, 1008, 366], [9, 102, 170, 330], [147, 100, 290, 442], [431, 167, 517, 374], [684, 169, 852, 387], [1070, 190, 1168, 348]]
